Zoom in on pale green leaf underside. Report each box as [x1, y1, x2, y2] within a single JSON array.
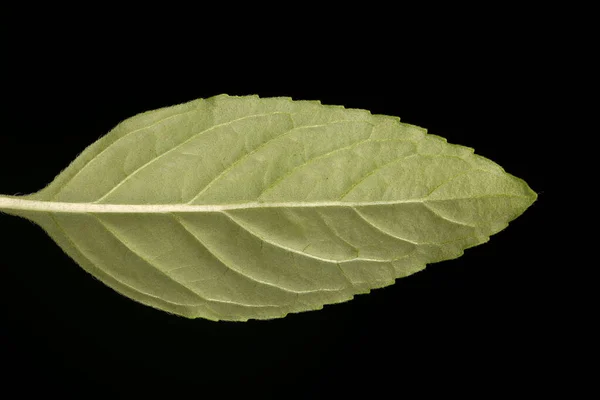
[[0, 95, 536, 321]]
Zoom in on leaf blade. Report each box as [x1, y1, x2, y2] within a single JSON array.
[[0, 95, 537, 321]]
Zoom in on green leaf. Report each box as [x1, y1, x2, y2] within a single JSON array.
[[0, 94, 536, 321]]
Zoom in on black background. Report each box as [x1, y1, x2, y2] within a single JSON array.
[[0, 23, 552, 399]]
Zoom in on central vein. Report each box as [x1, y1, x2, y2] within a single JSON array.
[[0, 196, 424, 214]]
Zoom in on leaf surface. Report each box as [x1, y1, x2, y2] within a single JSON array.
[[0, 95, 537, 321]]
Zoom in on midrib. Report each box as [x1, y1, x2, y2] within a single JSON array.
[[0, 196, 425, 214]]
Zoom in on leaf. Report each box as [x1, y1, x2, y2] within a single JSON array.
[[0, 94, 537, 321]]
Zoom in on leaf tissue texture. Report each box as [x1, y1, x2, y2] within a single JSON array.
[[0, 95, 537, 321]]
